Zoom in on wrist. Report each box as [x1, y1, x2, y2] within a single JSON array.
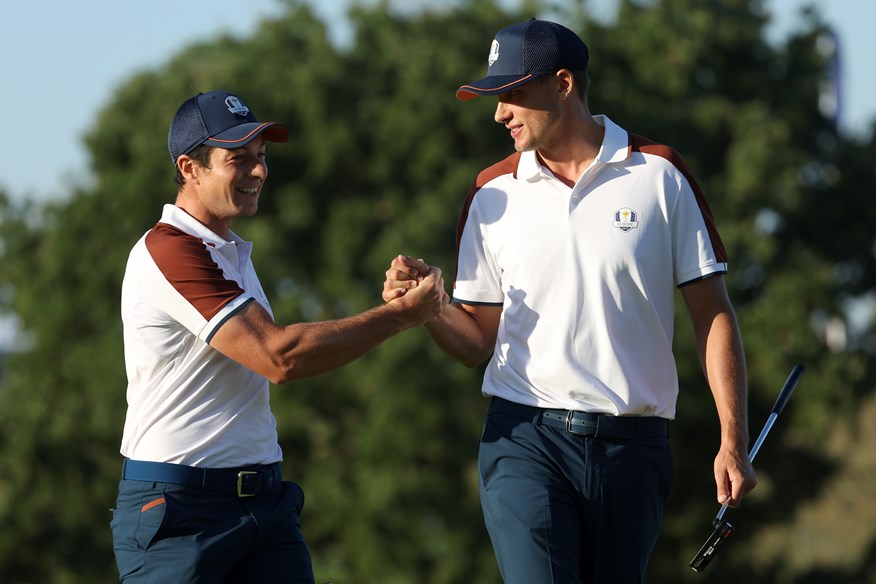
[[375, 301, 414, 333]]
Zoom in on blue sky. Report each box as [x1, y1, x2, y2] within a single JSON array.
[[2, 0, 874, 204]]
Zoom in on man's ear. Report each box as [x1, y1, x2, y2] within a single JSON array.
[[177, 155, 199, 184], [555, 69, 575, 101]]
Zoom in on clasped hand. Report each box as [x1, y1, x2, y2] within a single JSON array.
[[383, 255, 449, 324]]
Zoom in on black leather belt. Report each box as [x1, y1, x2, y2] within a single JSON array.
[[489, 397, 669, 439], [122, 459, 283, 497]]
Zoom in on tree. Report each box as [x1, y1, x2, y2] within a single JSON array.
[[0, 0, 873, 582]]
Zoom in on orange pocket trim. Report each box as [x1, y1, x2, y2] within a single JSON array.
[[141, 497, 166, 513]]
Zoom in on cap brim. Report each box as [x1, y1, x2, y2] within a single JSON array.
[[204, 121, 289, 148], [456, 73, 540, 101]]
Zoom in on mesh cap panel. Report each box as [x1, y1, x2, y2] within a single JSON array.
[[167, 97, 209, 164]]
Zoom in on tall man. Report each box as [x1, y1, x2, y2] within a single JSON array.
[[384, 19, 756, 583], [112, 90, 445, 583]]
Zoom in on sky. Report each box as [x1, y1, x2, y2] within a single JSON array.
[[1, 0, 874, 205]]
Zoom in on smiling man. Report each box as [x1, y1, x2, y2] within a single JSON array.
[[111, 90, 445, 583], [384, 19, 756, 583]]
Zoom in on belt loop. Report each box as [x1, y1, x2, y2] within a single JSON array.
[[594, 415, 614, 439]]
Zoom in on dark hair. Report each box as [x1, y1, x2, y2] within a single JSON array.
[[174, 144, 215, 190], [572, 70, 590, 103]]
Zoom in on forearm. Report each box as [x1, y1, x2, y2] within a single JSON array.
[[682, 275, 756, 504], [273, 304, 409, 382], [424, 302, 496, 367], [212, 299, 421, 384], [700, 311, 749, 451]]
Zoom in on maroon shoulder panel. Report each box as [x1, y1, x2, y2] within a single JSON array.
[[453, 153, 522, 284], [630, 134, 727, 263], [145, 223, 245, 321], [455, 152, 522, 252]]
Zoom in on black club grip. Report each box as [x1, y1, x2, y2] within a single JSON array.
[[771, 364, 805, 416]]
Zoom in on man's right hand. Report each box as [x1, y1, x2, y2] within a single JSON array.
[[385, 260, 447, 327], [383, 255, 432, 302], [382, 254, 499, 367]]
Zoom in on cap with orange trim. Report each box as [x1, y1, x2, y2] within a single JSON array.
[[456, 19, 589, 101], [168, 90, 289, 164]]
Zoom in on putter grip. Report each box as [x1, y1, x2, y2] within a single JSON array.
[[771, 364, 805, 416]]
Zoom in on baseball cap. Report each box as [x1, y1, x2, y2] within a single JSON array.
[[456, 19, 589, 101], [167, 90, 289, 164]]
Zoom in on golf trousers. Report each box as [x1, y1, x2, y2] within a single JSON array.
[[478, 397, 673, 584], [111, 471, 314, 583]]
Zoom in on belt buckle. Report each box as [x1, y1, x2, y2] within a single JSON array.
[[565, 410, 575, 434], [237, 471, 258, 497]]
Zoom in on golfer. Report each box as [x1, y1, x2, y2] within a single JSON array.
[[384, 19, 756, 583], [111, 90, 445, 583]]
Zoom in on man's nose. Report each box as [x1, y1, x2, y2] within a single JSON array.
[[494, 101, 510, 125], [250, 159, 267, 178]]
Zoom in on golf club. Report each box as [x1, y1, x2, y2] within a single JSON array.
[[689, 363, 806, 572]]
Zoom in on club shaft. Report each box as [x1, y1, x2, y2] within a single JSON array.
[[748, 413, 778, 464]]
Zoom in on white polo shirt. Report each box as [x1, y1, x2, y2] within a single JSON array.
[[453, 115, 727, 419], [120, 204, 282, 467]]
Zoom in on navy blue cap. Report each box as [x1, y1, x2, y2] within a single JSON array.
[[167, 90, 289, 164], [457, 19, 589, 101]]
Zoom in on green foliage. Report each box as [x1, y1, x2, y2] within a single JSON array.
[[1, 0, 875, 582]]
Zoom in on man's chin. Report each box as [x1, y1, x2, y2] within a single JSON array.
[[512, 137, 536, 152], [235, 203, 259, 217]]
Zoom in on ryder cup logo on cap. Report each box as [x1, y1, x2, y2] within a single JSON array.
[[456, 19, 589, 101], [167, 90, 289, 164], [225, 95, 250, 116], [488, 40, 500, 66]]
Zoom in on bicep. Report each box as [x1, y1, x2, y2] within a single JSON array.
[[209, 301, 286, 378], [681, 275, 733, 332], [681, 275, 744, 373], [457, 302, 502, 348]]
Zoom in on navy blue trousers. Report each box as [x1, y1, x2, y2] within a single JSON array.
[[111, 478, 314, 583], [478, 398, 673, 584]]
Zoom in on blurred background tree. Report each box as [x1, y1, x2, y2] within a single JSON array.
[[0, 0, 874, 582]]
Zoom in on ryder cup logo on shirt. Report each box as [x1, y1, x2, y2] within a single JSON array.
[[612, 208, 639, 232], [225, 95, 250, 116], [488, 39, 500, 67]]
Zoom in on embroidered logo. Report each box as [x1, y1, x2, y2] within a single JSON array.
[[612, 208, 639, 232], [225, 95, 250, 117], [488, 40, 500, 67]]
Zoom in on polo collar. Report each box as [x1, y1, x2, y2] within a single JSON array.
[[159, 204, 244, 249], [517, 114, 631, 181]]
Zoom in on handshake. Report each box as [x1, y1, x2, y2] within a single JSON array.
[[381, 254, 449, 328]]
